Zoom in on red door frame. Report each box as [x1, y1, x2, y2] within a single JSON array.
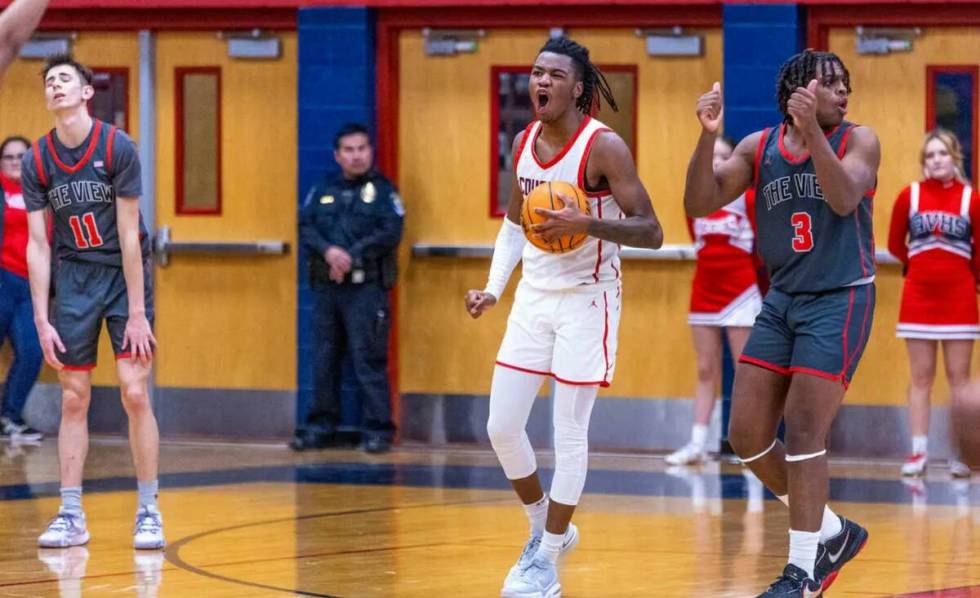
[[374, 5, 722, 426]]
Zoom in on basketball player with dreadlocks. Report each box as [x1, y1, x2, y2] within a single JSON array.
[[464, 37, 662, 597], [685, 50, 880, 597]]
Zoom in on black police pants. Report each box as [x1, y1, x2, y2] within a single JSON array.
[[306, 281, 394, 438]]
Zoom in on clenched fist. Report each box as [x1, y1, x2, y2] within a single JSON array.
[[464, 290, 497, 319]]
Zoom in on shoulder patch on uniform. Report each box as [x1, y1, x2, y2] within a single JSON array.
[[320, 195, 334, 204], [391, 192, 405, 216]]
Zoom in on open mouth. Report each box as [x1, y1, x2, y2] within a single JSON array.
[[53, 93, 65, 101], [536, 92, 550, 111]]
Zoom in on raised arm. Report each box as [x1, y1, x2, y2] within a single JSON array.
[[788, 79, 880, 216], [684, 82, 759, 217], [0, 0, 48, 79]]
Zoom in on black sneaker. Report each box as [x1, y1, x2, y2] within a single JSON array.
[[363, 435, 391, 454], [814, 516, 868, 592], [757, 564, 822, 597], [288, 429, 335, 452]]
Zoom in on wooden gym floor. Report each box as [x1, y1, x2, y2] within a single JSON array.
[[0, 438, 977, 597]]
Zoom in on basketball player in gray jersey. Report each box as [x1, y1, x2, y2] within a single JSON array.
[[684, 51, 880, 597], [22, 54, 163, 550]]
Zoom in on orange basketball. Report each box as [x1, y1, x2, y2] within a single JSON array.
[[521, 181, 591, 253]]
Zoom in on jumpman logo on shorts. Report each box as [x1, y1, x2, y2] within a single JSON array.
[[590, 299, 598, 308]]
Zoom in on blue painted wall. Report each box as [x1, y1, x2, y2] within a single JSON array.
[[723, 3, 805, 143], [296, 7, 377, 429]]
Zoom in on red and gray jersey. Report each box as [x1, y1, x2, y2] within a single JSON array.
[[753, 121, 876, 293], [21, 120, 149, 267]]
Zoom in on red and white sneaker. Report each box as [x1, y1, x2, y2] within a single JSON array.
[[901, 453, 927, 477]]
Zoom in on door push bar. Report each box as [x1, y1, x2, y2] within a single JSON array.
[[154, 226, 290, 266]]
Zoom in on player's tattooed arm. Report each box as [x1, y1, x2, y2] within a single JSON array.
[[0, 0, 48, 79], [586, 132, 662, 248], [684, 83, 759, 217], [534, 131, 663, 249]]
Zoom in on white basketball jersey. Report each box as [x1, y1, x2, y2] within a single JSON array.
[[514, 116, 623, 291]]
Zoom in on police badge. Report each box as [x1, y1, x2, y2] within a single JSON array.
[[361, 182, 377, 204]]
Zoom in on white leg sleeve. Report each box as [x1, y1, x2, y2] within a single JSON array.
[[549, 382, 599, 505], [487, 365, 545, 480]]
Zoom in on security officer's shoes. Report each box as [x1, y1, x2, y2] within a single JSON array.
[[289, 429, 335, 452], [363, 435, 391, 454]]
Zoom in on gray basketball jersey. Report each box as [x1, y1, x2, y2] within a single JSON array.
[[22, 120, 149, 267], [753, 122, 876, 293]]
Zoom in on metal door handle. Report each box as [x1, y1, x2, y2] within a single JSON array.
[[154, 226, 290, 266]]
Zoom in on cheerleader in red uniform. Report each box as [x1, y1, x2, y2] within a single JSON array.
[[667, 137, 762, 465], [889, 129, 980, 478]]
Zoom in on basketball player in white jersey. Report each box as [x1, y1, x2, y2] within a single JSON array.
[[465, 37, 663, 597], [0, 0, 48, 81]]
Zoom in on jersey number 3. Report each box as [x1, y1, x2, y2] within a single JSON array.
[[69, 213, 105, 249], [791, 212, 813, 252]]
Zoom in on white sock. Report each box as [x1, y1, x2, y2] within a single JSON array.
[[536, 530, 564, 564], [820, 506, 843, 541], [523, 494, 548, 535], [690, 424, 708, 450], [912, 435, 928, 456], [776, 494, 789, 507], [788, 529, 820, 579]]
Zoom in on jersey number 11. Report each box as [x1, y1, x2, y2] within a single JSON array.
[[69, 212, 105, 249]]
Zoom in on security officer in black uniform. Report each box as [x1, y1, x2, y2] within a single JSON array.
[[292, 123, 404, 454]]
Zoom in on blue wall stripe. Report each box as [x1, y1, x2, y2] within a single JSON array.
[[296, 7, 377, 428]]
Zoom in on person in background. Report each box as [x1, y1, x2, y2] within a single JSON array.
[[0, 136, 44, 443], [888, 128, 980, 479], [292, 123, 404, 454]]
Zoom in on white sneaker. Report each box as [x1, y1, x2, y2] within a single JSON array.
[[665, 442, 707, 466], [134, 551, 165, 597], [38, 512, 90, 548], [133, 505, 166, 550], [503, 556, 561, 598], [37, 546, 88, 598], [950, 459, 972, 479], [901, 453, 927, 477], [502, 524, 578, 597]]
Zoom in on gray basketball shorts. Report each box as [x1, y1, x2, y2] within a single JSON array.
[[53, 259, 155, 370]]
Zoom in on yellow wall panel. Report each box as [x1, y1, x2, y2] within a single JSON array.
[[829, 27, 980, 405], [154, 32, 297, 390], [397, 28, 721, 399]]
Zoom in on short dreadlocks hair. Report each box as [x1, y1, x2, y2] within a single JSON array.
[[775, 49, 851, 125], [538, 36, 618, 114]]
